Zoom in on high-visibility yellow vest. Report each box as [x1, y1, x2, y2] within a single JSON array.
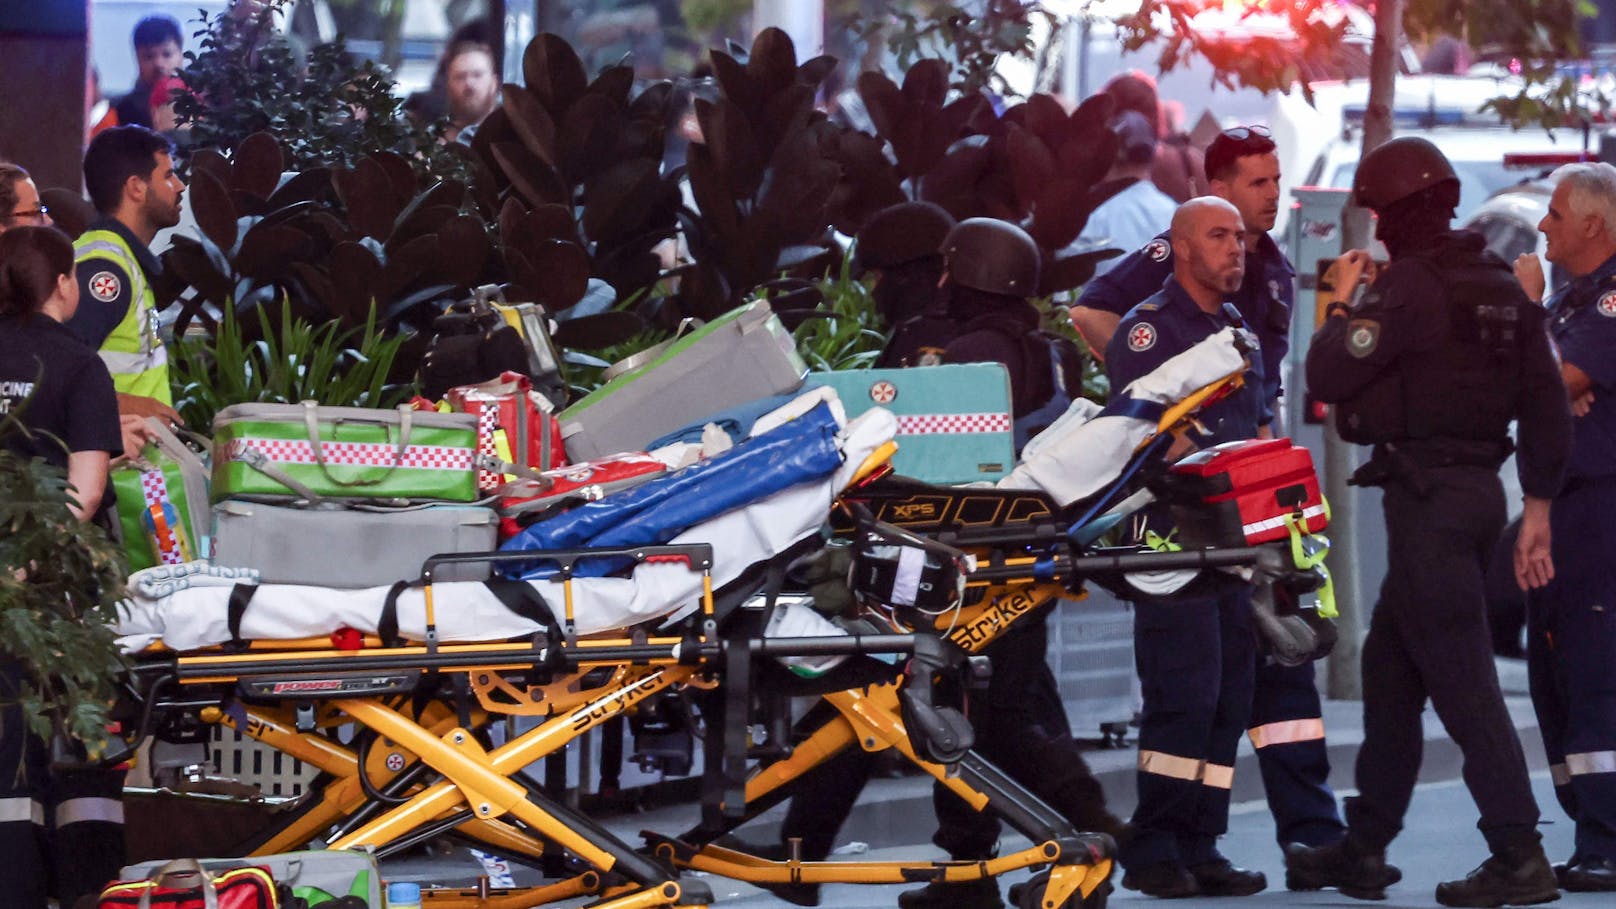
[[74, 228, 170, 404]]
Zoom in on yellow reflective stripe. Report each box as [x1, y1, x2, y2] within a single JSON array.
[[1139, 749, 1203, 782], [1551, 763, 1571, 786], [54, 796, 124, 826], [1248, 718, 1326, 749], [0, 797, 44, 825], [1565, 751, 1616, 776], [1202, 762, 1235, 790]]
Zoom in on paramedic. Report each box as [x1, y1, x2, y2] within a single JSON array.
[[0, 226, 128, 909], [1286, 137, 1571, 907], [893, 218, 1110, 909], [67, 126, 185, 426], [1511, 161, 1616, 893], [1103, 196, 1267, 899], [1075, 125, 1347, 863]]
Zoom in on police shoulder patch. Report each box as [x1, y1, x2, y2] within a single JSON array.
[[1127, 322, 1157, 352], [1346, 319, 1380, 358], [1597, 290, 1616, 318], [88, 270, 122, 303], [1143, 239, 1171, 262]]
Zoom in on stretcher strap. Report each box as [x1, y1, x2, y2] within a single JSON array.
[[378, 581, 410, 647], [226, 584, 257, 649], [482, 579, 564, 659]]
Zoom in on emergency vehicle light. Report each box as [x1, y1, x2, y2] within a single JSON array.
[[1501, 151, 1597, 169]]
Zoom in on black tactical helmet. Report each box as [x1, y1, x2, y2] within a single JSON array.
[[941, 218, 1042, 296], [1353, 136, 1458, 211], [855, 201, 957, 270]]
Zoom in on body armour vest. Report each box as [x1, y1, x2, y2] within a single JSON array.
[[1336, 239, 1539, 446]]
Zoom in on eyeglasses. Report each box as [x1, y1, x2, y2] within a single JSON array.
[[1220, 125, 1272, 143], [5, 205, 49, 222]]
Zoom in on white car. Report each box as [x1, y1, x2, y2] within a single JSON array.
[[1458, 173, 1572, 294]]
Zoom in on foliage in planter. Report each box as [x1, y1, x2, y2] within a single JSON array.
[[162, 130, 494, 381], [0, 412, 127, 751], [173, 0, 471, 186], [787, 252, 888, 374], [170, 300, 414, 430], [860, 0, 1056, 97], [470, 35, 682, 326]]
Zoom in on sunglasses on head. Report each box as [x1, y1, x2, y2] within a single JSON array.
[[1221, 125, 1272, 143]]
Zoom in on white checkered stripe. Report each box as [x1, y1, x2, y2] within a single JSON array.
[[895, 413, 1012, 435], [226, 437, 474, 470], [474, 403, 502, 490], [138, 469, 186, 565]]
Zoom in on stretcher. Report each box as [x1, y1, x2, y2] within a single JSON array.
[[104, 327, 1303, 909]]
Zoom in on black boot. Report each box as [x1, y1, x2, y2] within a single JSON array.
[[1434, 842, 1560, 908], [1285, 839, 1402, 900], [1562, 855, 1616, 892], [1188, 858, 1267, 896], [1121, 861, 1200, 899], [896, 877, 1004, 909]]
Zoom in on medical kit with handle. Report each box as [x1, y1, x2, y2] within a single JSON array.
[[211, 402, 480, 504], [1158, 437, 1327, 546], [496, 452, 670, 538], [120, 849, 381, 909], [113, 418, 211, 571], [97, 858, 277, 909], [557, 301, 807, 461], [806, 363, 1016, 484], [210, 499, 499, 586], [446, 370, 565, 492]]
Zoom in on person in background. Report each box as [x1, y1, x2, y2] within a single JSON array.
[[444, 41, 500, 145], [1511, 162, 1616, 893], [1102, 71, 1209, 204], [0, 226, 130, 909], [67, 127, 185, 429], [0, 162, 50, 235], [406, 18, 493, 125], [114, 15, 183, 129], [88, 68, 119, 139], [1076, 109, 1178, 278]]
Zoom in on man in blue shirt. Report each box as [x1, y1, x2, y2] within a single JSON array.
[[1086, 126, 1348, 875], [1076, 110, 1178, 278], [1512, 161, 1616, 893], [1106, 197, 1268, 898]]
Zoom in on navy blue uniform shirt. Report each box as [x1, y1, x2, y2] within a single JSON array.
[[1547, 251, 1616, 482], [1105, 277, 1262, 448], [1079, 229, 1294, 423]]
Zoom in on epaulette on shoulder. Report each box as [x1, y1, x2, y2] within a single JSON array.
[[1135, 301, 1162, 313]]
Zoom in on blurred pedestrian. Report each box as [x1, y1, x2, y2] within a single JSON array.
[[1102, 71, 1209, 203], [1076, 109, 1178, 278], [443, 41, 500, 145], [113, 15, 183, 129]]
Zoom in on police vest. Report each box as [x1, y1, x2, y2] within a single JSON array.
[[75, 229, 170, 405], [1337, 246, 1535, 446]]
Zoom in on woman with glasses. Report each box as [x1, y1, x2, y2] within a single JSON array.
[[0, 162, 51, 233]]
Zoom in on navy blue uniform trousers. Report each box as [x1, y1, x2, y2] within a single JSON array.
[[1124, 576, 1256, 868], [1250, 658, 1345, 848], [1528, 477, 1616, 864]]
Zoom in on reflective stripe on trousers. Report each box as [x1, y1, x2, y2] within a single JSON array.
[[1248, 717, 1326, 749], [1139, 749, 1235, 790], [1550, 750, 1616, 786], [0, 797, 44, 825], [53, 796, 124, 827]]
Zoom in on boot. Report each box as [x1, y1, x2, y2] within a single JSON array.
[[1187, 858, 1267, 896], [1285, 839, 1402, 900], [1562, 855, 1616, 892], [896, 877, 1004, 909], [1434, 842, 1560, 908], [1120, 861, 1200, 899]]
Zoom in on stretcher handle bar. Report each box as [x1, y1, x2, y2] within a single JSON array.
[[966, 545, 1266, 582], [52, 671, 176, 772], [171, 642, 698, 680], [419, 543, 717, 583], [743, 633, 922, 658]]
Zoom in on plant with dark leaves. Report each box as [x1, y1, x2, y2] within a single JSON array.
[[0, 410, 127, 752]]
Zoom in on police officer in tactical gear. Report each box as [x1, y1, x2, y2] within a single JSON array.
[[1105, 197, 1268, 899], [855, 201, 958, 368], [1286, 136, 1572, 907], [1512, 162, 1616, 893]]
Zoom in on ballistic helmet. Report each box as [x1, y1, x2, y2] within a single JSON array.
[[855, 201, 957, 270], [1353, 137, 1458, 211], [941, 218, 1042, 296]]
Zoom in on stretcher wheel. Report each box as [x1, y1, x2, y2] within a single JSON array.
[[1012, 871, 1111, 909]]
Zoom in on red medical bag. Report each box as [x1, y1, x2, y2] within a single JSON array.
[[497, 452, 670, 538], [447, 371, 567, 492], [1163, 438, 1326, 547], [97, 862, 277, 909]]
